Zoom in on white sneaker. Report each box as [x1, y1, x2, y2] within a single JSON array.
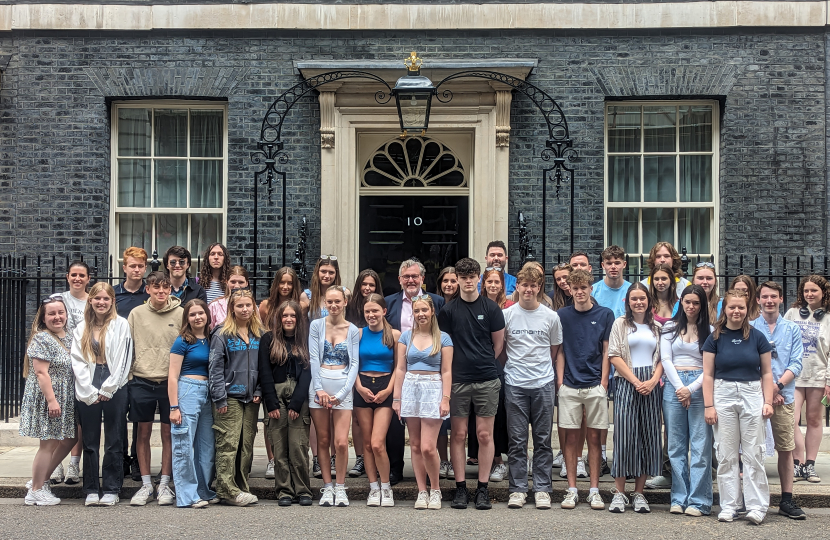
[[632, 492, 650, 513], [445, 461, 454, 479], [50, 464, 64, 485], [670, 504, 684, 514], [25, 479, 32, 490], [561, 490, 579, 509], [718, 509, 736, 522], [227, 492, 258, 506], [265, 459, 275, 479], [609, 490, 628, 513], [25, 488, 60, 506], [552, 450, 564, 468], [489, 463, 508, 482], [439, 461, 451, 478], [534, 491, 551, 510], [334, 485, 349, 507], [64, 463, 81, 484], [85, 493, 100, 506], [381, 487, 394, 507], [746, 509, 765, 525], [559, 462, 568, 478], [684, 507, 702, 517], [576, 458, 588, 479], [99, 494, 119, 506], [414, 490, 429, 510], [157, 484, 175, 506], [644, 475, 671, 489], [130, 484, 155, 506], [587, 491, 605, 510], [367, 487, 381, 507], [508, 492, 527, 509], [428, 490, 442, 510], [319, 486, 335, 507]]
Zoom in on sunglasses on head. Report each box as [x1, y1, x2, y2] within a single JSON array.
[[695, 262, 715, 269], [320, 255, 338, 262], [484, 267, 504, 272], [41, 293, 65, 305], [412, 294, 431, 302]]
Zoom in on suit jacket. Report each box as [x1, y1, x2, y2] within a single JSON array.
[[384, 291, 445, 331]]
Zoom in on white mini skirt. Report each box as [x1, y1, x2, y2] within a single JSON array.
[[309, 367, 354, 410], [400, 372, 448, 420]]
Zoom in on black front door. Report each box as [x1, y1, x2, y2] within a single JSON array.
[[359, 196, 469, 297]]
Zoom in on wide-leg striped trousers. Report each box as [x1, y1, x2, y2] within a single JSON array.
[[611, 366, 663, 479]]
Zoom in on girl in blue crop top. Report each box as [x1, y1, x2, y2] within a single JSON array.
[[167, 299, 217, 508], [352, 294, 401, 505], [392, 294, 453, 506]]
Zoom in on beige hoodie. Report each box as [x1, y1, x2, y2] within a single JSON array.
[[127, 296, 183, 382]]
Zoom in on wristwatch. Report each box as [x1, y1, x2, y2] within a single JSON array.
[[170, 405, 180, 411], [777, 382, 785, 392]]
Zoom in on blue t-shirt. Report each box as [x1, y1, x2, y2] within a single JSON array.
[[702, 327, 773, 382], [591, 279, 632, 319], [170, 335, 210, 377], [359, 327, 395, 373], [399, 330, 453, 372], [558, 304, 615, 388]]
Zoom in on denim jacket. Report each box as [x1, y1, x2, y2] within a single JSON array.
[[751, 315, 803, 405]]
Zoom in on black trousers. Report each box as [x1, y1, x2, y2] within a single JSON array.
[[386, 415, 406, 476], [77, 389, 128, 495]]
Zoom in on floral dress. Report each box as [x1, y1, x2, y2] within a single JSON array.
[[19, 332, 76, 440]]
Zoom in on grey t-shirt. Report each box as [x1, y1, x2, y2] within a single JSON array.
[[502, 303, 563, 388]]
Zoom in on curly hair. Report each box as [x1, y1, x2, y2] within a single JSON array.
[[199, 243, 231, 295], [792, 275, 830, 310], [646, 241, 682, 277]]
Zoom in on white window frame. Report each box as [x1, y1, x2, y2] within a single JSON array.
[[603, 100, 720, 266], [109, 100, 228, 263]]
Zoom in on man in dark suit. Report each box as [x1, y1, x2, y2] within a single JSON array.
[[383, 258, 445, 484]]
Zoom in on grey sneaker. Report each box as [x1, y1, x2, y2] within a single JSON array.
[[64, 462, 81, 484], [439, 460, 451, 478], [312, 456, 322, 478], [265, 458, 275, 479], [609, 490, 628, 513], [804, 463, 821, 483], [632, 492, 650, 513], [330, 456, 337, 475], [50, 463, 64, 485], [489, 463, 508, 482], [348, 455, 366, 478]]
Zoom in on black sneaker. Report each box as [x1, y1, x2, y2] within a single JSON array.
[[348, 455, 365, 478], [475, 486, 492, 510], [600, 458, 610, 477], [278, 496, 293, 507], [312, 457, 322, 478], [298, 495, 313, 506], [779, 499, 807, 520], [452, 487, 469, 509], [130, 459, 141, 482]]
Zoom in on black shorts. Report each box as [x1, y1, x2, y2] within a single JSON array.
[[129, 377, 171, 424], [353, 373, 393, 409]]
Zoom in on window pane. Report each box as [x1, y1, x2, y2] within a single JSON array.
[[154, 109, 188, 157], [191, 214, 222, 257], [678, 208, 711, 255], [117, 159, 151, 207], [118, 214, 152, 255], [156, 214, 187, 257], [679, 105, 713, 152], [608, 156, 640, 202], [117, 108, 151, 157], [190, 111, 223, 157], [643, 106, 676, 152], [642, 208, 674, 250], [607, 208, 639, 255], [607, 106, 641, 152], [155, 160, 187, 208], [643, 156, 676, 202], [680, 155, 713, 202], [191, 160, 223, 208]]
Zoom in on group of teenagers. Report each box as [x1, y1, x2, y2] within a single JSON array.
[[17, 240, 830, 523]]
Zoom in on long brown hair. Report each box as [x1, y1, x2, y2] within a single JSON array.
[[23, 296, 68, 378], [222, 265, 250, 299], [346, 269, 382, 327], [410, 295, 443, 356], [436, 266, 459, 303], [713, 289, 751, 340], [649, 264, 677, 312], [268, 300, 310, 367], [647, 241, 683, 277], [362, 293, 395, 348], [220, 289, 264, 338], [482, 268, 508, 309], [692, 264, 719, 323], [624, 282, 658, 333], [550, 262, 573, 311], [179, 299, 212, 345], [199, 242, 231, 294], [309, 257, 341, 320], [266, 266, 302, 308], [792, 275, 830, 310], [80, 283, 118, 364], [729, 275, 760, 320]]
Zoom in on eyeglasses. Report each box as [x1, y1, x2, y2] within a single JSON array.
[[167, 259, 187, 267], [695, 262, 716, 269], [484, 267, 503, 272], [320, 255, 338, 262], [401, 274, 422, 281], [42, 293, 65, 305]]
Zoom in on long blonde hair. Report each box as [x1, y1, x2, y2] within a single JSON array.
[[80, 283, 118, 364], [220, 289, 264, 338], [410, 295, 442, 356]]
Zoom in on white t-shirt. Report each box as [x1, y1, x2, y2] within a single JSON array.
[[629, 322, 657, 368], [60, 291, 87, 332], [502, 303, 563, 388]]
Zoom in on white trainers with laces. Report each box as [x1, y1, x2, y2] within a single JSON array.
[[534, 491, 551, 510], [561, 490, 578, 509], [428, 490, 442, 510], [489, 463, 508, 482], [559, 462, 568, 478], [552, 450, 564, 468], [228, 492, 257, 506], [632, 492, 650, 513], [609, 490, 628, 513], [334, 485, 349, 507], [414, 490, 429, 510], [130, 483, 155, 506], [587, 491, 605, 510], [380, 487, 394, 507], [576, 458, 588, 479], [64, 462, 81, 484], [99, 494, 119, 506], [508, 492, 527, 509], [157, 484, 175, 506], [367, 487, 381, 507], [319, 486, 335, 506], [644, 475, 671, 489], [25, 488, 60, 506], [746, 509, 765, 525], [718, 509, 736, 522], [265, 458, 275, 479], [50, 464, 64, 485], [85, 493, 100, 506]]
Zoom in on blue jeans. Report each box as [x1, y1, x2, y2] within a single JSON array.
[[663, 370, 713, 514], [172, 377, 216, 507]]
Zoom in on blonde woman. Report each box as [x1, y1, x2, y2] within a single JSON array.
[[692, 263, 721, 323], [72, 283, 133, 506], [208, 289, 264, 507]]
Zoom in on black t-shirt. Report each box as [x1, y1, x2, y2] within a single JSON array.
[[703, 326, 773, 382], [114, 282, 149, 318], [437, 295, 505, 384], [558, 303, 615, 388]]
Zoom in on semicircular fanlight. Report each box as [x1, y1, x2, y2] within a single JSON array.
[[362, 136, 466, 188]]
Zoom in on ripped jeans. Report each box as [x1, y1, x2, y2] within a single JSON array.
[[713, 379, 770, 515]]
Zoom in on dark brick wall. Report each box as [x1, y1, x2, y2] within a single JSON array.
[[0, 29, 826, 279]]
